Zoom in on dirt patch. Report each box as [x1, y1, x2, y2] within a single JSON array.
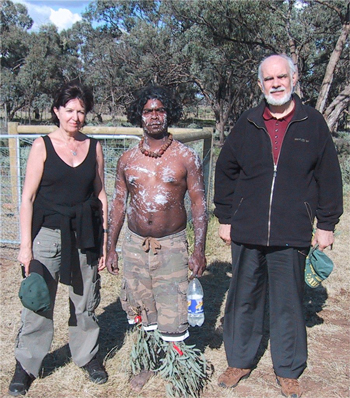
[[0, 206, 349, 398]]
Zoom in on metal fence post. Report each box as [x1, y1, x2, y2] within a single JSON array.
[[202, 129, 214, 207], [8, 122, 19, 208]]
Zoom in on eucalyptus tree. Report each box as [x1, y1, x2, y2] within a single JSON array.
[[75, 0, 348, 136], [163, 0, 349, 139], [78, 0, 196, 119], [0, 0, 33, 30], [79, 0, 274, 138], [1, 0, 82, 122], [311, 0, 349, 132], [62, 20, 119, 119], [83, 0, 159, 33], [1, 0, 33, 121], [65, 18, 141, 120], [16, 25, 70, 123], [162, 0, 287, 143], [271, 0, 349, 132]]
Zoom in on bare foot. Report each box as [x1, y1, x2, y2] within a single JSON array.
[[130, 370, 153, 392]]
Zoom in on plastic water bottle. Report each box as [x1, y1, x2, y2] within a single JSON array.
[[187, 277, 204, 327]]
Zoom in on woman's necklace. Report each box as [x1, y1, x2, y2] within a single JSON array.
[[60, 130, 79, 156], [65, 141, 78, 156], [139, 134, 173, 158]]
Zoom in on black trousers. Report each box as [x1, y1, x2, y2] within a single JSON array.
[[223, 242, 309, 379]]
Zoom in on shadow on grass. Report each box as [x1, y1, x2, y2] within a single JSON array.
[[303, 284, 328, 327], [186, 261, 329, 371], [40, 345, 71, 377], [186, 260, 232, 351], [98, 297, 131, 358], [40, 298, 131, 378], [40, 262, 328, 378]]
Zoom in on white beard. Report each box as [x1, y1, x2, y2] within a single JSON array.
[[265, 90, 292, 106], [264, 80, 294, 106]]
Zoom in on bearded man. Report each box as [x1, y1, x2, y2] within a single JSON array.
[[214, 54, 343, 398]]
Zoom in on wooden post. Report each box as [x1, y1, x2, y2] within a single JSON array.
[[8, 122, 19, 208]]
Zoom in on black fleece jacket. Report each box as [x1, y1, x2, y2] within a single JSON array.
[[214, 94, 343, 247]]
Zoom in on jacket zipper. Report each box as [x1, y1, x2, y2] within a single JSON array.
[[249, 115, 307, 246], [248, 122, 276, 245], [267, 163, 277, 246], [233, 197, 244, 217]]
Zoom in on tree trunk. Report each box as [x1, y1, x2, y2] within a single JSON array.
[[286, 0, 303, 98], [216, 119, 226, 146], [213, 99, 231, 146], [324, 84, 350, 133], [289, 37, 303, 98], [315, 22, 350, 114]]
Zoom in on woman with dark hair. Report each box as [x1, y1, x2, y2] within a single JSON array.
[[9, 80, 108, 396]]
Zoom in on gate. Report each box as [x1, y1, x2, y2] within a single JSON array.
[[1, 126, 213, 245]]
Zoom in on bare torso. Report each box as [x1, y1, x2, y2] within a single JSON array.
[[107, 98, 207, 276], [121, 140, 200, 237]]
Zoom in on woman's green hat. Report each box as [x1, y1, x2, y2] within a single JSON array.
[[18, 260, 51, 312]]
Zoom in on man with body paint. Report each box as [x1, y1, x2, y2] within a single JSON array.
[[106, 85, 208, 391]]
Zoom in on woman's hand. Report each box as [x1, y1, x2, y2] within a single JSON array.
[[17, 247, 33, 276], [98, 256, 106, 271], [98, 234, 108, 271]]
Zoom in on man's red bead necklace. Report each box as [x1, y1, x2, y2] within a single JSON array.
[[139, 133, 173, 158]]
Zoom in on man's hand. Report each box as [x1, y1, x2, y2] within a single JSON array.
[[189, 249, 206, 279], [219, 224, 231, 245], [312, 228, 334, 251], [106, 250, 119, 275]]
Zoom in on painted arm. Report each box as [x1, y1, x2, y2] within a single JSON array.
[[187, 152, 208, 278]]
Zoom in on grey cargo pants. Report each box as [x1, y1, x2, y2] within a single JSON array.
[[15, 227, 100, 377]]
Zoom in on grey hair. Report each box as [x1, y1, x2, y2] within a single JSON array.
[[258, 54, 296, 85]]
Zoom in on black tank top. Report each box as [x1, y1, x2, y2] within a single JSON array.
[[37, 135, 97, 229]]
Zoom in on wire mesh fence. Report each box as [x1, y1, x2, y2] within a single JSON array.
[[0, 133, 213, 245]]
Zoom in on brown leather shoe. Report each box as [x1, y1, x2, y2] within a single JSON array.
[[218, 367, 251, 388], [276, 376, 302, 398]]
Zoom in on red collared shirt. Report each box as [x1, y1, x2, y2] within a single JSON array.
[[263, 103, 295, 164]]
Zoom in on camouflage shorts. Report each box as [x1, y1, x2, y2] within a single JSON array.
[[121, 227, 189, 341]]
